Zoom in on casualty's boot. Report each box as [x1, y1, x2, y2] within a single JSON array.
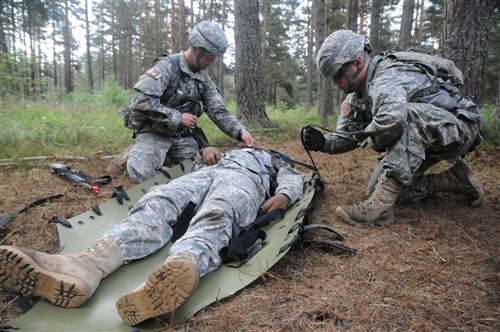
[[116, 254, 200, 326], [107, 144, 136, 176], [336, 173, 402, 226], [0, 238, 123, 308], [427, 159, 484, 207]]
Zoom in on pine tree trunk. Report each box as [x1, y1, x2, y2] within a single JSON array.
[[217, 0, 226, 96], [346, 0, 359, 32], [111, 0, 117, 79], [63, 0, 73, 93], [314, 0, 333, 127], [441, 0, 496, 105], [85, 0, 93, 92], [398, 0, 415, 50], [170, 0, 177, 52], [155, 0, 161, 56], [234, 0, 271, 127], [306, 0, 314, 111], [370, 0, 382, 54]]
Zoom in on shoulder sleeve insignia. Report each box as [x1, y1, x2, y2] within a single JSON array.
[[341, 100, 352, 117], [145, 67, 160, 78]]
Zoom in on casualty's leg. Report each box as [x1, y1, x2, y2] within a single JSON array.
[[116, 254, 199, 326], [0, 238, 123, 308], [116, 169, 262, 325]]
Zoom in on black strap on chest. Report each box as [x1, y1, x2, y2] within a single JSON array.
[[158, 53, 182, 105]]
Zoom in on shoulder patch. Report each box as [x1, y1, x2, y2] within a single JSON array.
[[145, 67, 160, 78], [341, 100, 352, 117]]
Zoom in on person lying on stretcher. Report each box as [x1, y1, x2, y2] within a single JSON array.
[[0, 147, 304, 326]]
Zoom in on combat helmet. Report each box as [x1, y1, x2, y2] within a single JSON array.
[[316, 30, 365, 78], [188, 21, 228, 57]]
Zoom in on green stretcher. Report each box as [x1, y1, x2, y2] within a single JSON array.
[[6, 159, 321, 331]]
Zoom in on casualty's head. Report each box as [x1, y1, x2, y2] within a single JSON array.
[[187, 21, 228, 70], [316, 29, 371, 93]]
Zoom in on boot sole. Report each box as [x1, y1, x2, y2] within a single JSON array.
[[336, 206, 393, 227], [116, 258, 199, 326], [0, 247, 88, 308]]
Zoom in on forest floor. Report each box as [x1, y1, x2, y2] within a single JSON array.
[[0, 134, 499, 331]]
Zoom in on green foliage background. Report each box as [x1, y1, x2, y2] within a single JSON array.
[[1, 82, 497, 160]]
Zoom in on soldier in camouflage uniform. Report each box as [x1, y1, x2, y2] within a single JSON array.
[[303, 29, 484, 226], [0, 148, 303, 326], [110, 20, 255, 183]]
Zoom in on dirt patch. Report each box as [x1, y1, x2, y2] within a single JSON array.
[[1, 137, 499, 331]]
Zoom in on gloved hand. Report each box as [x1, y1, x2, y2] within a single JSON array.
[[303, 126, 325, 151]]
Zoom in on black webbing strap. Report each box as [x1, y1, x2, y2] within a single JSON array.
[[0, 194, 64, 227], [287, 216, 357, 255], [2, 285, 32, 313], [219, 209, 286, 267], [171, 201, 197, 242]]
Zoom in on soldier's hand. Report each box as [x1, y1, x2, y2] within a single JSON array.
[[240, 130, 255, 147], [261, 193, 289, 213], [303, 126, 325, 151], [180, 113, 197, 129], [202, 147, 222, 165]]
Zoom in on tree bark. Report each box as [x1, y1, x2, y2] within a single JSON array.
[[370, 0, 382, 54], [111, 0, 117, 78], [234, 0, 271, 127], [441, 0, 496, 105], [63, 0, 73, 93], [314, 0, 333, 126], [178, 0, 187, 51], [170, 0, 177, 52], [346, 0, 359, 32], [155, 0, 161, 56], [416, 0, 425, 47], [217, 0, 226, 96], [398, 0, 415, 50], [85, 0, 93, 92], [306, 0, 314, 110]]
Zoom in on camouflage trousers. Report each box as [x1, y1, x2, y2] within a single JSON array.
[[367, 104, 481, 204], [127, 132, 199, 183], [104, 165, 265, 277]]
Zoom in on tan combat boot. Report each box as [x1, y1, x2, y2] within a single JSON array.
[[0, 238, 123, 308], [116, 254, 199, 326], [107, 144, 136, 176], [427, 159, 484, 207], [336, 173, 402, 226]]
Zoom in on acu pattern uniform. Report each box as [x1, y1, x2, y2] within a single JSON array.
[[307, 29, 484, 226], [332, 56, 482, 203], [0, 148, 304, 326], [125, 21, 250, 183], [105, 148, 304, 277]]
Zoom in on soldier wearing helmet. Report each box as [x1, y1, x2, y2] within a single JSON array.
[[303, 29, 483, 226], [109, 20, 255, 183]]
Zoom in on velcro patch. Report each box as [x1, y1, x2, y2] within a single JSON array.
[[145, 67, 160, 78], [341, 100, 352, 117]]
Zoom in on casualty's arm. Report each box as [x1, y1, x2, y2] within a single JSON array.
[[272, 160, 304, 208]]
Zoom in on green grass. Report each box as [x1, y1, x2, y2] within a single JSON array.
[[0, 91, 324, 159], [2, 87, 496, 160]]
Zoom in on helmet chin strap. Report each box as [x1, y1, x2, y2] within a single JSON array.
[[344, 53, 368, 93]]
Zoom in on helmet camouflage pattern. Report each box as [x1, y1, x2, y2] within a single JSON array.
[[188, 21, 228, 56], [316, 29, 365, 78]]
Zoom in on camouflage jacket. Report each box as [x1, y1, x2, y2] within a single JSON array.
[[216, 148, 304, 205], [322, 57, 482, 154], [126, 52, 247, 139]]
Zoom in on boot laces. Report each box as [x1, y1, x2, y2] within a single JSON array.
[[353, 200, 375, 214]]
